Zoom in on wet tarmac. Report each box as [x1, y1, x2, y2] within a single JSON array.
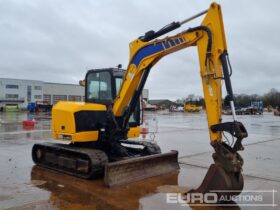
[[0, 111, 279, 209]]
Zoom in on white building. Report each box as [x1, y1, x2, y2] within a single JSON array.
[[43, 83, 84, 105], [0, 78, 83, 109], [0, 78, 44, 108], [142, 89, 149, 101], [0, 77, 149, 109]]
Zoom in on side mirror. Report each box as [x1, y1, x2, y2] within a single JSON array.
[[79, 80, 85, 86]]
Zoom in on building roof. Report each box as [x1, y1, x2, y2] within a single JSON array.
[[148, 99, 176, 105], [44, 82, 80, 87], [0, 78, 79, 86], [0, 78, 43, 83]]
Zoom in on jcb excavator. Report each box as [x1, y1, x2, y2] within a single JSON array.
[[32, 2, 247, 200]]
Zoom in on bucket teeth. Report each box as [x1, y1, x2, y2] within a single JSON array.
[[188, 164, 244, 200], [187, 141, 244, 201]]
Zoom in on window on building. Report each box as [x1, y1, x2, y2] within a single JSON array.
[[5, 94, 19, 99], [6, 84, 19, 89], [34, 95, 42, 99], [43, 94, 51, 104], [68, 95, 82, 101], [53, 95, 67, 104], [34, 86, 42, 90]]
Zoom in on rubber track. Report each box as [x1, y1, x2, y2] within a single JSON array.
[[32, 142, 108, 179]]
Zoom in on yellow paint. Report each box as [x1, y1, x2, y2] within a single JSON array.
[[184, 104, 202, 112], [52, 101, 106, 142], [127, 127, 141, 138], [52, 101, 141, 142]]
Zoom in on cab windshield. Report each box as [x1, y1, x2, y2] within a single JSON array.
[[87, 71, 113, 102]]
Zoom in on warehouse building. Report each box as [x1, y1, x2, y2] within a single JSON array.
[[0, 78, 149, 109], [43, 82, 84, 105], [0, 78, 83, 109], [142, 89, 149, 101], [148, 99, 178, 109]]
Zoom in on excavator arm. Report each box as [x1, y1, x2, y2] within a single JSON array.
[[111, 2, 248, 198]]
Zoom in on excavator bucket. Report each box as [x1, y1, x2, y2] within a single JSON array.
[[104, 150, 179, 187], [189, 164, 244, 199]]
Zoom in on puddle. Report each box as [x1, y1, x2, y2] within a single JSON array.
[[156, 185, 188, 193], [30, 180, 47, 186], [1, 112, 280, 209], [0, 195, 13, 202]]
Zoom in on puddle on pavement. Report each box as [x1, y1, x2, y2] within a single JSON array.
[[30, 179, 47, 186], [0, 112, 51, 135], [1, 112, 280, 209], [28, 165, 181, 210], [156, 185, 188, 193], [28, 165, 259, 210], [0, 195, 13, 202]]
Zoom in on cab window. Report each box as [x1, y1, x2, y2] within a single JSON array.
[[87, 71, 113, 102], [115, 77, 123, 96], [115, 77, 139, 125]]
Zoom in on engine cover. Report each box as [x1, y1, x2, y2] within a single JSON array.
[[52, 101, 107, 142]]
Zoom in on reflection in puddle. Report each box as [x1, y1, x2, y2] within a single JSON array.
[[30, 166, 181, 210], [0, 112, 279, 209]]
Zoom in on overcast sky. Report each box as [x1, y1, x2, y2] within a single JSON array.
[[0, 0, 279, 100]]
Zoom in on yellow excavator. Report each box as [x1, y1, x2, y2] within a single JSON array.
[[32, 2, 247, 200], [184, 103, 203, 112]]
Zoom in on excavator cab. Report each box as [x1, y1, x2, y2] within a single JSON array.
[[86, 69, 120, 105], [85, 68, 141, 127]]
